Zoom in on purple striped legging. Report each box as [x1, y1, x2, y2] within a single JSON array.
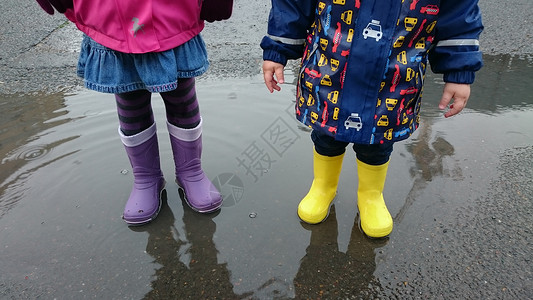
[[115, 78, 201, 136]]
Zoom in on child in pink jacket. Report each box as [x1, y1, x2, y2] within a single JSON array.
[[36, 0, 232, 225]]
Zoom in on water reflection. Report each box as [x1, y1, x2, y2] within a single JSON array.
[[137, 197, 251, 299], [395, 54, 533, 223], [294, 206, 385, 298], [1, 136, 80, 217], [422, 54, 533, 115], [0, 92, 77, 217], [0, 55, 531, 298], [373, 55, 533, 297], [472, 55, 533, 113], [396, 122, 462, 223]]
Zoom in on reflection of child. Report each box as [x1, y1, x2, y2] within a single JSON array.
[[36, 0, 233, 225], [262, 1, 483, 237]]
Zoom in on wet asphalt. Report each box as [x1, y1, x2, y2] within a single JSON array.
[[0, 0, 532, 299], [1, 0, 532, 94]]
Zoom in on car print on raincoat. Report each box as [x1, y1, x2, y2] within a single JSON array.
[[261, 0, 483, 144]]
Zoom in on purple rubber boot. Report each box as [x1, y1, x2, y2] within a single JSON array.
[[167, 120, 222, 213], [120, 123, 166, 225]]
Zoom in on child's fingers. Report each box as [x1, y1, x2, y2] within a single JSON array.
[[274, 67, 285, 85], [263, 69, 276, 93], [268, 78, 280, 93], [263, 68, 281, 93], [444, 96, 467, 118], [263, 72, 281, 93], [272, 80, 281, 92], [262, 61, 285, 93], [439, 83, 471, 118], [438, 91, 452, 111], [268, 66, 283, 92]]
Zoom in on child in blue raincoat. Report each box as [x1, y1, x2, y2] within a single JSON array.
[[261, 0, 483, 238]]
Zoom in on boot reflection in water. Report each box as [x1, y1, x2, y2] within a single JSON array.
[[294, 206, 386, 298], [137, 199, 247, 298]]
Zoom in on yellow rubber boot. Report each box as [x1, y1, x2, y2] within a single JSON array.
[[298, 150, 344, 224], [356, 159, 393, 238]]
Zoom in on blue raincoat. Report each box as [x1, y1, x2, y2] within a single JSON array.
[[261, 0, 483, 144]]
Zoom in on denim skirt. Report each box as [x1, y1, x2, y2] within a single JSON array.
[[77, 35, 209, 94]]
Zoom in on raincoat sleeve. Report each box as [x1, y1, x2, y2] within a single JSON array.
[[260, 0, 317, 65], [428, 0, 484, 84]]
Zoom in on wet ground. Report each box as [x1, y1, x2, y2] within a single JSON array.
[[1, 0, 532, 299]]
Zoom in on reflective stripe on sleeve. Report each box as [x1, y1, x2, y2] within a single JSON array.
[[436, 39, 480, 47], [267, 34, 306, 45]]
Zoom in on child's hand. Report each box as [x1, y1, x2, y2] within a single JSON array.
[[35, 0, 73, 15], [438, 83, 471, 118], [262, 61, 285, 93], [201, 0, 233, 22]]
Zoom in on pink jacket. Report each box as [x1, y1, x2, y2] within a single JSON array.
[[65, 0, 204, 53]]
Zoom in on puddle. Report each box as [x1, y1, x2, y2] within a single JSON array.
[[0, 55, 532, 298]]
